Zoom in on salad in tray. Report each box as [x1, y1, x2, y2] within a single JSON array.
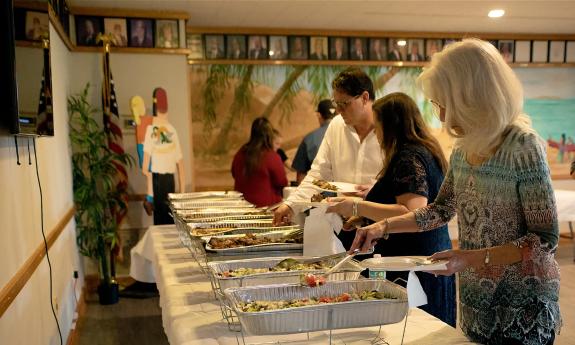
[[239, 290, 396, 312]]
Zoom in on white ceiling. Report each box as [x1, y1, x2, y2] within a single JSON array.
[[70, 0, 575, 34]]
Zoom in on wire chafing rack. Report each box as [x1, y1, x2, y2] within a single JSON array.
[[206, 256, 364, 331], [223, 279, 409, 345]]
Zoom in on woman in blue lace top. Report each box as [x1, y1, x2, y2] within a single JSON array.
[[349, 39, 561, 344]]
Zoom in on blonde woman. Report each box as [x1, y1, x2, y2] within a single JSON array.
[[349, 39, 561, 344]]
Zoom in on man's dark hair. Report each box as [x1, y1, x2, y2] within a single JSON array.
[[331, 67, 375, 100], [316, 99, 336, 120]]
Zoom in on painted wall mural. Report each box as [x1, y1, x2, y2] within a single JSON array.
[[189, 66, 575, 190]]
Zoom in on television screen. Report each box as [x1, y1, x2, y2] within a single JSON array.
[[0, 0, 53, 136]]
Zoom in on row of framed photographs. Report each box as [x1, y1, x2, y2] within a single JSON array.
[[495, 40, 575, 63], [75, 16, 180, 48], [186, 34, 575, 64]]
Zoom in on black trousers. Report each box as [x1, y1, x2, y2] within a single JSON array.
[[152, 173, 175, 225]]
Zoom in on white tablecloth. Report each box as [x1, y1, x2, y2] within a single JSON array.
[[555, 189, 575, 223], [142, 225, 477, 345]]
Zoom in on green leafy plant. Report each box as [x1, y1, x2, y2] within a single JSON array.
[[68, 84, 133, 290]]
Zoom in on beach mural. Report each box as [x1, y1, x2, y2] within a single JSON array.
[[189, 66, 575, 190], [516, 68, 575, 177]]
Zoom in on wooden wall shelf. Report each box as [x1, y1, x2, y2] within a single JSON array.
[[74, 46, 190, 55]]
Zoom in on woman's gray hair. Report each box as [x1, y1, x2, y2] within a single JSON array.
[[417, 38, 532, 158]]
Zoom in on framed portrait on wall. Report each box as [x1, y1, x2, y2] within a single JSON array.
[[227, 35, 247, 59], [387, 38, 406, 61], [128, 18, 154, 48], [186, 34, 204, 59], [289, 36, 308, 60], [532, 40, 549, 63], [25, 11, 49, 41], [425, 39, 443, 60], [406, 39, 424, 62], [349, 37, 368, 60], [76, 16, 102, 46], [369, 38, 387, 61], [549, 41, 565, 63], [156, 20, 179, 48], [103, 18, 127, 47], [566, 41, 575, 63], [309, 36, 328, 60], [204, 34, 225, 59], [248, 35, 268, 59], [498, 40, 514, 63], [269, 36, 288, 60], [514, 41, 531, 63], [329, 37, 348, 60]]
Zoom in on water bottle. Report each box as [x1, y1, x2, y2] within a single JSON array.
[[368, 254, 386, 280]]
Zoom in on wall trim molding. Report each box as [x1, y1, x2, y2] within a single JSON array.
[[0, 205, 75, 318]]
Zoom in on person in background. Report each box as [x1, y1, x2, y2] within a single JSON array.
[[327, 92, 455, 326], [232, 117, 287, 207], [273, 68, 383, 251], [571, 157, 575, 179], [349, 39, 561, 344], [292, 99, 336, 184]]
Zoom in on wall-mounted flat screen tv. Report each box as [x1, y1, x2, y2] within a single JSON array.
[[0, 0, 54, 136]]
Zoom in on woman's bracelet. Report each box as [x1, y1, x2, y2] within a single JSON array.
[[352, 200, 359, 217], [381, 219, 390, 240]]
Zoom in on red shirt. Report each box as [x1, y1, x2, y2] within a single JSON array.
[[231, 148, 288, 207]]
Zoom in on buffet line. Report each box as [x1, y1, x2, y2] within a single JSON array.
[[168, 190, 410, 345]]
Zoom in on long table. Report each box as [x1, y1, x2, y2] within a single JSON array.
[[142, 225, 477, 345]]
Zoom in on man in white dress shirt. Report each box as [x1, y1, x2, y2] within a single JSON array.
[[273, 68, 383, 247]]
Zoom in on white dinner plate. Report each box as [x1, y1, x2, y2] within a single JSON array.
[[313, 181, 358, 193], [360, 256, 448, 272]]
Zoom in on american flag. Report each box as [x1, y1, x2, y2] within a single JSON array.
[[102, 44, 129, 226]]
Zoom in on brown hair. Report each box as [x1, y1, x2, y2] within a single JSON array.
[[373, 92, 447, 178], [243, 117, 275, 175]]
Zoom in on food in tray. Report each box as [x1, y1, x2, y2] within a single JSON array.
[[217, 261, 330, 278], [191, 227, 236, 236], [207, 233, 302, 249], [312, 179, 338, 191], [310, 193, 326, 202], [300, 273, 326, 287], [238, 290, 396, 312]]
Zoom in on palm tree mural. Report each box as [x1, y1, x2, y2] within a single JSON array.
[[191, 64, 434, 189]]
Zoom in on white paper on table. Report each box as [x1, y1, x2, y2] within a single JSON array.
[[303, 207, 345, 256], [407, 270, 428, 308]]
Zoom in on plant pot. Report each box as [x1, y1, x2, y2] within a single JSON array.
[[97, 281, 119, 305]]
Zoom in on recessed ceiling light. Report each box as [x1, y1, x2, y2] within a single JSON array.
[[488, 9, 505, 18], [397, 40, 407, 46]]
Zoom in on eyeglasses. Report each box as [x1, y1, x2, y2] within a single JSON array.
[[332, 95, 361, 109]]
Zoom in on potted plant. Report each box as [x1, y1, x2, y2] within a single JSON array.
[[68, 84, 133, 305]]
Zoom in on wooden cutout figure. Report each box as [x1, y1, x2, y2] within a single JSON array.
[[130, 95, 154, 215], [141, 88, 185, 225]]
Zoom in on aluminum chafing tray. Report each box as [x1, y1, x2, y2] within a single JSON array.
[[224, 279, 408, 335], [189, 224, 300, 238], [175, 208, 265, 220], [168, 191, 243, 200], [186, 214, 273, 223], [208, 256, 363, 291], [204, 230, 303, 254], [171, 199, 254, 210]]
